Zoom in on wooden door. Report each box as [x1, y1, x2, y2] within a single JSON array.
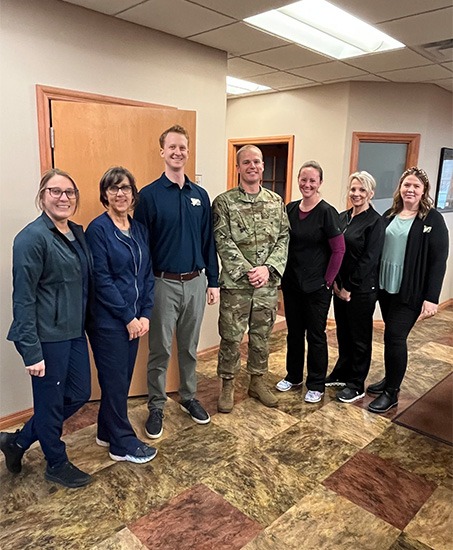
[[51, 100, 196, 399]]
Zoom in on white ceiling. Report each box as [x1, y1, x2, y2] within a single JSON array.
[[61, 0, 453, 95]]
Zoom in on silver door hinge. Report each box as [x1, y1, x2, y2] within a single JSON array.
[[49, 127, 55, 149]]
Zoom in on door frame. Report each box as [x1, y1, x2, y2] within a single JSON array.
[[227, 135, 294, 204], [36, 84, 175, 172], [349, 131, 420, 175]]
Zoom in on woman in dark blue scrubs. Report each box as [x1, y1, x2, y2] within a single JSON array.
[[1, 168, 92, 488]]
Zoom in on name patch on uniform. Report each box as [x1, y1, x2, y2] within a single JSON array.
[[191, 198, 201, 207]]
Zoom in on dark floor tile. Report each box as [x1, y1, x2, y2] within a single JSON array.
[[129, 483, 263, 550], [323, 450, 437, 530], [62, 401, 99, 435], [387, 532, 434, 550]]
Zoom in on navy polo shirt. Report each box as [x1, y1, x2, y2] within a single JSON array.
[[134, 173, 219, 287]]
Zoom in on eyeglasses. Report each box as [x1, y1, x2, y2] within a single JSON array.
[[46, 187, 78, 199], [106, 185, 133, 195]]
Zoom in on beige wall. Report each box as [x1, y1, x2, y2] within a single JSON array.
[[227, 82, 453, 300], [0, 0, 227, 417]]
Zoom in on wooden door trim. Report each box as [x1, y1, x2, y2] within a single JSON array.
[[349, 132, 421, 175], [36, 84, 175, 172], [227, 135, 294, 204]]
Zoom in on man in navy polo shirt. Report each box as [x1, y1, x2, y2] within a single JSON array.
[[134, 125, 219, 439]]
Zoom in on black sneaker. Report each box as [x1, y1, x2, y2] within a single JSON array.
[[45, 461, 92, 488], [180, 399, 211, 425], [325, 375, 346, 387], [0, 431, 25, 474], [337, 387, 365, 403], [109, 443, 157, 464], [145, 409, 164, 439]]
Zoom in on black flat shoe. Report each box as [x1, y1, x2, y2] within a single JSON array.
[[368, 390, 399, 413], [367, 378, 386, 395]]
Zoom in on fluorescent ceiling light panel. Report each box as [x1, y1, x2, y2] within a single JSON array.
[[244, 0, 405, 60], [227, 76, 271, 95]]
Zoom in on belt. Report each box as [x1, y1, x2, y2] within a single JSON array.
[[154, 270, 201, 282]]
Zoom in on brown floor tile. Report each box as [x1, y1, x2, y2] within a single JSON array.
[[129, 483, 263, 550], [62, 401, 100, 435], [323, 450, 437, 530]]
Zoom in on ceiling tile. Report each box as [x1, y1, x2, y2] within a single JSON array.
[[227, 57, 277, 78], [329, 0, 453, 24], [377, 8, 453, 46], [378, 64, 452, 82], [252, 71, 315, 88], [290, 62, 366, 82], [61, 0, 139, 15], [188, 22, 290, 55], [336, 74, 389, 82], [345, 49, 432, 72], [243, 44, 330, 70], [187, 0, 293, 20], [117, 0, 234, 38]]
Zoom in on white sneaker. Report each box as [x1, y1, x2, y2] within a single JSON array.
[[95, 437, 109, 447], [276, 379, 303, 392], [304, 390, 324, 403]]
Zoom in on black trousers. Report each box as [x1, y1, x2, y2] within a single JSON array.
[[282, 281, 332, 392], [16, 336, 91, 468], [379, 290, 420, 389], [330, 291, 377, 392], [89, 328, 142, 457]]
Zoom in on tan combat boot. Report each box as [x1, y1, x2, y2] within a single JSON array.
[[218, 378, 234, 413], [248, 375, 278, 408]]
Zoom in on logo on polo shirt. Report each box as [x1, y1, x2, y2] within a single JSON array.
[[191, 198, 201, 206]]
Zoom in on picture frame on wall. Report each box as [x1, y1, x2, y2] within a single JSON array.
[[434, 147, 453, 212]]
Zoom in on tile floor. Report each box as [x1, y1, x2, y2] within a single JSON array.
[[1, 307, 452, 549]]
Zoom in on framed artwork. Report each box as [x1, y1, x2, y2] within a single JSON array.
[[434, 147, 453, 212]]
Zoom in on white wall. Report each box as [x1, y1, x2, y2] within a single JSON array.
[[227, 81, 453, 301], [0, 0, 227, 417]]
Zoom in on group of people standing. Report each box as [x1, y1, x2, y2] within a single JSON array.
[[0, 126, 449, 489]]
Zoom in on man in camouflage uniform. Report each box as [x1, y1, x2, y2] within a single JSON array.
[[212, 144, 289, 412]]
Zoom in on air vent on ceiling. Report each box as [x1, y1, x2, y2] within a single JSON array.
[[414, 38, 453, 63]]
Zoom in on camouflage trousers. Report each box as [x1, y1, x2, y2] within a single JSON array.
[[217, 287, 278, 378]]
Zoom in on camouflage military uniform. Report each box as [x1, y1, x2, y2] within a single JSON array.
[[212, 185, 289, 377]]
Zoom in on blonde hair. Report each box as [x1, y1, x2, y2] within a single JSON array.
[[36, 168, 79, 213], [348, 171, 376, 195]]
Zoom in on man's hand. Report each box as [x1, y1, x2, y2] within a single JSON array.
[[247, 266, 270, 289], [207, 287, 220, 305]]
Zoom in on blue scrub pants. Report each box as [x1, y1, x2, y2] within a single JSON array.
[[89, 329, 143, 456], [16, 336, 91, 468]]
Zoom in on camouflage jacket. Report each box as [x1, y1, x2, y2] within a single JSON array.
[[212, 185, 289, 289]]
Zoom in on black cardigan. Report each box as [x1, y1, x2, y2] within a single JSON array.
[[383, 208, 449, 309]]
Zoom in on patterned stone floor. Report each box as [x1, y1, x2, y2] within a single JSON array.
[[1, 307, 452, 549]]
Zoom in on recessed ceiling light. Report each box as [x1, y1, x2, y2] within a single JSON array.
[[245, 0, 405, 60], [227, 76, 271, 95]]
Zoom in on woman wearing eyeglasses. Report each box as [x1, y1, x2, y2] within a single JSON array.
[[1, 169, 93, 488], [85, 166, 156, 464], [367, 167, 449, 413]]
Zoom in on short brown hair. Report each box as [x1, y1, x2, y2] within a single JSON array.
[[99, 166, 139, 209], [159, 125, 190, 148], [236, 144, 263, 165], [298, 161, 323, 181], [36, 168, 79, 212]]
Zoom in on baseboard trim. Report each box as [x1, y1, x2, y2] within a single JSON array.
[[0, 408, 33, 430]]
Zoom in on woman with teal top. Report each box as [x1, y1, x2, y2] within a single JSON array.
[[367, 167, 449, 413]]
